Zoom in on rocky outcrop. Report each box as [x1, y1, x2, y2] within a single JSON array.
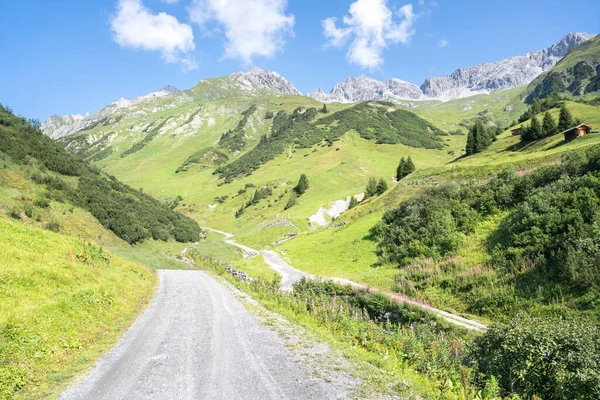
[[308, 76, 423, 103], [229, 67, 301, 96], [310, 32, 596, 103], [420, 32, 595, 99]]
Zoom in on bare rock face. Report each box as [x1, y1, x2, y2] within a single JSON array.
[[310, 32, 595, 103], [420, 32, 596, 99], [230, 67, 301, 96], [308, 76, 423, 103]]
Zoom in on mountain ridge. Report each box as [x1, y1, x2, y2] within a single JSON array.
[[41, 32, 596, 140], [314, 32, 596, 103]]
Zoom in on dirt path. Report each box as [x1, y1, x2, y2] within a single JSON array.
[[207, 228, 488, 332], [60, 270, 352, 400]]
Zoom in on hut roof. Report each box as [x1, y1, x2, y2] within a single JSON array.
[[560, 123, 590, 135]]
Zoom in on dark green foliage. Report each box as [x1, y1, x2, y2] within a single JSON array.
[[248, 186, 272, 206], [176, 147, 229, 173], [8, 208, 21, 220], [375, 179, 388, 195], [396, 156, 415, 180], [372, 183, 481, 264], [121, 117, 172, 157], [530, 97, 541, 115], [75, 176, 201, 243], [264, 111, 274, 119], [348, 196, 359, 209], [215, 108, 320, 181], [542, 111, 557, 137], [365, 177, 378, 198], [316, 103, 445, 147], [558, 103, 575, 131], [235, 206, 245, 218], [465, 120, 493, 155], [518, 94, 561, 123], [215, 103, 444, 181], [531, 72, 567, 99], [585, 75, 600, 93], [321, 104, 328, 113], [0, 105, 202, 244], [294, 174, 309, 195], [218, 105, 256, 152], [374, 145, 600, 291], [522, 115, 542, 141], [284, 194, 297, 210], [0, 106, 87, 176], [473, 314, 600, 399]]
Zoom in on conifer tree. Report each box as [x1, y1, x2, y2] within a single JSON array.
[[376, 179, 388, 195], [396, 157, 406, 180], [531, 97, 541, 115], [321, 103, 329, 113], [406, 156, 415, 174], [558, 103, 575, 131], [348, 196, 359, 209], [542, 111, 557, 138], [365, 177, 378, 198], [294, 174, 309, 195], [529, 115, 542, 140], [466, 130, 476, 155]]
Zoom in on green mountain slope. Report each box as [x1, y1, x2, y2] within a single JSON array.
[[0, 105, 202, 244], [528, 35, 600, 98]]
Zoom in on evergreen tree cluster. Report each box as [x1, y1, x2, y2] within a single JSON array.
[[365, 178, 388, 198], [216, 103, 446, 182], [521, 103, 575, 141], [396, 156, 415, 181], [465, 120, 495, 155], [235, 186, 273, 217], [0, 105, 203, 244], [517, 95, 561, 123]]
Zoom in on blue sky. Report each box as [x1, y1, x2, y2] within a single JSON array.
[[0, 0, 598, 121]]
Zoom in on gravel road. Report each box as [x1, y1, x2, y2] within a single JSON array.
[[60, 270, 346, 400]]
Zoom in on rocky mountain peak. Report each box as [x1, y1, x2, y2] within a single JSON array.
[[309, 75, 423, 103], [232, 67, 301, 96], [421, 32, 596, 99], [309, 32, 596, 103]]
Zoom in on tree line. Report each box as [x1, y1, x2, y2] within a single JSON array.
[[0, 104, 203, 244]]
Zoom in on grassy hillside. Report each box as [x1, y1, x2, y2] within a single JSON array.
[[528, 35, 600, 99], [0, 105, 202, 244], [0, 216, 156, 399]]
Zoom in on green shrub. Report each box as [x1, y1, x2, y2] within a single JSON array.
[[473, 314, 600, 399], [8, 208, 21, 220]]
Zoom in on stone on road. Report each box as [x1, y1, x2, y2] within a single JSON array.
[[61, 270, 343, 400]]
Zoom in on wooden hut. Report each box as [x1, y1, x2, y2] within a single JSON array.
[[511, 128, 521, 136], [562, 123, 591, 141]]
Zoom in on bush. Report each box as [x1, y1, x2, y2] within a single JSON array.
[[284, 194, 297, 210], [375, 178, 388, 195], [473, 314, 600, 399], [46, 220, 61, 232], [8, 208, 21, 220], [365, 177, 378, 198]]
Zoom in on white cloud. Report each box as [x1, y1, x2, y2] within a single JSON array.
[[188, 0, 294, 64], [438, 37, 448, 48], [323, 0, 417, 69], [111, 0, 197, 69]]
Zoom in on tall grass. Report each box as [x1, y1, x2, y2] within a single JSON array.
[[0, 217, 156, 399]]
